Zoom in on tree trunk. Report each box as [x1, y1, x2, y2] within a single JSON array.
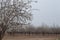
[[0, 23, 7, 40], [0, 32, 2, 40]]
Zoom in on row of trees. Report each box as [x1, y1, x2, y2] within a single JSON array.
[[7, 24, 60, 35]]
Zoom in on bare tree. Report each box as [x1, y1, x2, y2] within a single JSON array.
[[0, 0, 32, 40]]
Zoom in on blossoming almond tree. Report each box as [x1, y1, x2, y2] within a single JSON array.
[[0, 0, 32, 40]]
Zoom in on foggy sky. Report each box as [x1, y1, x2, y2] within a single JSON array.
[[31, 0, 60, 26], [0, 0, 60, 26]]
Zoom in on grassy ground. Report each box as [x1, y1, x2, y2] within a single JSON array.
[[3, 34, 60, 40]]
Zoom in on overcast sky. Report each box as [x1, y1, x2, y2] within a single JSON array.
[[0, 0, 60, 26], [31, 0, 60, 26]]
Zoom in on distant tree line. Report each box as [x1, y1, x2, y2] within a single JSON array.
[[7, 24, 60, 35]]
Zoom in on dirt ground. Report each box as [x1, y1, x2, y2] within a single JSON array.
[[3, 34, 60, 40]]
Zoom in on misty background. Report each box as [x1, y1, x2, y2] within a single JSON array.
[[31, 0, 60, 26], [0, 0, 60, 26]]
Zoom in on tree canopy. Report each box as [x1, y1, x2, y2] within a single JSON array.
[[0, 0, 32, 28]]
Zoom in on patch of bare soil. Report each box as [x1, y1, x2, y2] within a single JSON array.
[[3, 34, 60, 40]]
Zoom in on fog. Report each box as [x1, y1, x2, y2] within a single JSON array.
[[31, 0, 60, 26]]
